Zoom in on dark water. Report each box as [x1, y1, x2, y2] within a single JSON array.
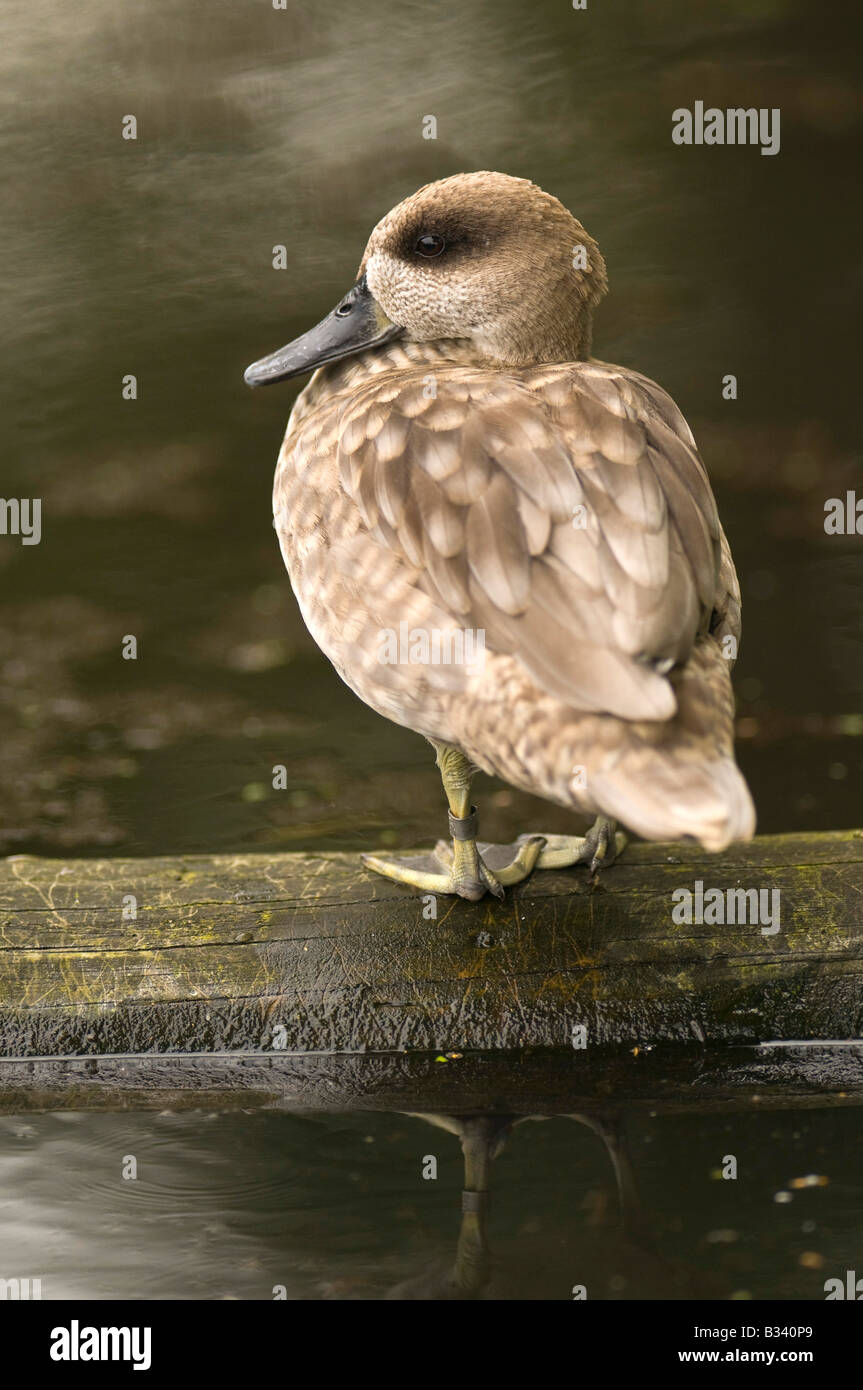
[[1, 1106, 861, 1300], [1, 0, 861, 1299]]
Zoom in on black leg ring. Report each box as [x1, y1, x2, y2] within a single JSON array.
[[462, 1189, 488, 1214], [448, 806, 479, 841]]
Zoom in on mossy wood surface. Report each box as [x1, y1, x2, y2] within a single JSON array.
[[1, 831, 861, 1109]]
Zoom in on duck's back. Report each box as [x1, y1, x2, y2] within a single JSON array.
[[273, 345, 753, 850]]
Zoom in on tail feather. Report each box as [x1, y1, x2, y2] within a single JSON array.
[[589, 756, 756, 852]]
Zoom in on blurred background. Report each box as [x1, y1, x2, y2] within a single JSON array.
[[1, 0, 861, 1300]]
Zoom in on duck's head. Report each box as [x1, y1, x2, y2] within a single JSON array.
[[244, 172, 607, 386]]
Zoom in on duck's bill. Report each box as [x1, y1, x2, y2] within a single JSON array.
[[244, 274, 403, 386]]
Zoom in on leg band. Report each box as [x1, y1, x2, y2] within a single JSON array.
[[448, 806, 479, 841], [462, 1189, 488, 1213]]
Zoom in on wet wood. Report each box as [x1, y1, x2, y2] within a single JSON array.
[[1, 1043, 862, 1115], [1, 830, 862, 1108]]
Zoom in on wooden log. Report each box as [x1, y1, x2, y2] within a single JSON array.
[[1, 830, 862, 1109]]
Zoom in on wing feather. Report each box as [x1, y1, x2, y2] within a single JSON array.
[[333, 362, 735, 720]]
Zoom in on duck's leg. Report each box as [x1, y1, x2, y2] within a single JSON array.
[[362, 744, 626, 899], [361, 742, 546, 901]]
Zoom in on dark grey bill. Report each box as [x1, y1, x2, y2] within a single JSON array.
[[244, 273, 403, 386]]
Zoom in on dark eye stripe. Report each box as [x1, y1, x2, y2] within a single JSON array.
[[414, 233, 446, 258]]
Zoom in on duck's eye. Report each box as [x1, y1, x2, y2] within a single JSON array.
[[414, 233, 446, 258]]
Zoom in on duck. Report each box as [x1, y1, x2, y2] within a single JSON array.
[[244, 171, 755, 901]]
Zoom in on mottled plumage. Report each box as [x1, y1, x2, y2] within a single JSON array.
[[249, 172, 754, 896]]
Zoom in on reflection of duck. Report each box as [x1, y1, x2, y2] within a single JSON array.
[[246, 172, 754, 901], [385, 1111, 727, 1300], [571, 1111, 659, 1254], [385, 1114, 513, 1300]]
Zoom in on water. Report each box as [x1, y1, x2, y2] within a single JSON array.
[[1, 0, 861, 1299], [1, 1107, 860, 1300]]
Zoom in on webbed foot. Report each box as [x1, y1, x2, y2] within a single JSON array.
[[522, 816, 625, 874], [362, 831, 547, 902]]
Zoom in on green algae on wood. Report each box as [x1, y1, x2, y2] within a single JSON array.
[[0, 831, 861, 1065]]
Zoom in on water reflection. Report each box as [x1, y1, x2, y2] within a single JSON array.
[[389, 1111, 729, 1299], [0, 1103, 859, 1300]]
